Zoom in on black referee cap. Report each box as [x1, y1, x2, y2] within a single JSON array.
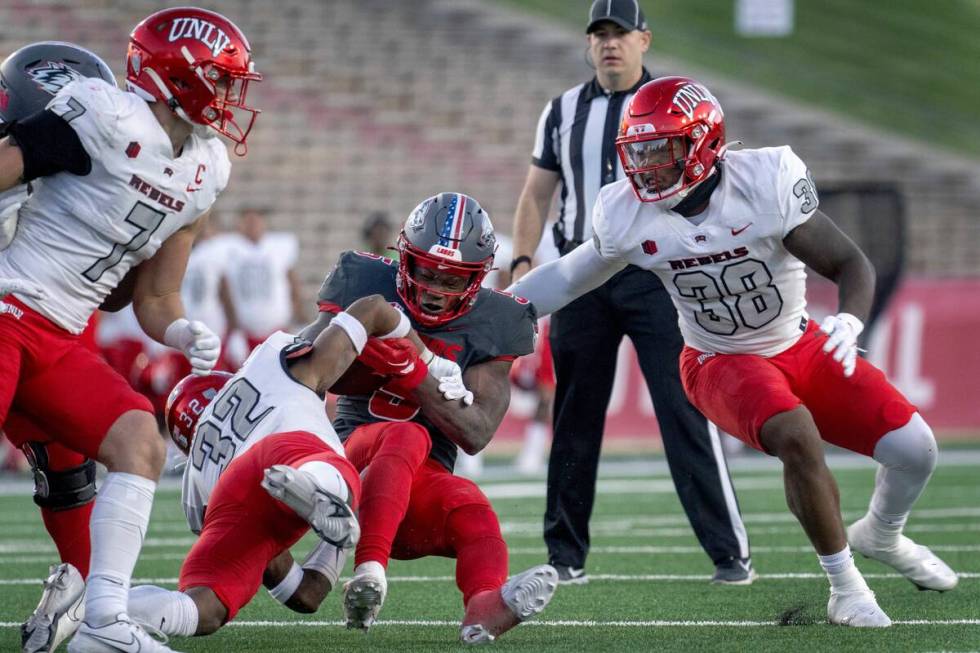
[[586, 0, 648, 33]]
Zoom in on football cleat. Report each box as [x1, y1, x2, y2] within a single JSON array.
[[66, 614, 180, 652], [22, 563, 85, 653], [711, 557, 758, 585], [343, 565, 387, 631], [262, 465, 360, 549], [827, 588, 892, 628], [553, 565, 588, 586], [460, 565, 558, 644], [848, 517, 958, 592]]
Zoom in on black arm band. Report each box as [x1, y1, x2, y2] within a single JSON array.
[[509, 255, 533, 274], [6, 109, 92, 181]]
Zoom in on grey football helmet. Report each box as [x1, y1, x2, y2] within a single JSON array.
[[396, 192, 496, 326], [0, 41, 115, 124]]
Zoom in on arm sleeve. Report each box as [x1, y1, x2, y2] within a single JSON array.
[[530, 100, 561, 171], [506, 239, 626, 317], [776, 146, 819, 238], [6, 109, 92, 181]]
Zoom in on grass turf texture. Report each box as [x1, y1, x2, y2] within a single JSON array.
[[1, 460, 978, 652], [498, 0, 980, 160]]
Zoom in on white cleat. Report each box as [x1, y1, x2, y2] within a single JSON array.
[[66, 615, 180, 652], [22, 563, 85, 653], [459, 624, 495, 645], [501, 564, 558, 621], [343, 568, 387, 631], [262, 465, 360, 549], [827, 588, 892, 628], [848, 517, 959, 591]]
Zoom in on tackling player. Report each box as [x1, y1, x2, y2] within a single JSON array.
[[303, 193, 558, 643], [0, 8, 262, 652], [509, 76, 957, 627], [122, 295, 410, 643]]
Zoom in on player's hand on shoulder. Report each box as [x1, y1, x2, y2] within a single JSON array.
[[818, 312, 863, 377], [165, 318, 221, 375]]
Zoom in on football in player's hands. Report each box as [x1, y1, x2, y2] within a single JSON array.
[[328, 338, 423, 396]]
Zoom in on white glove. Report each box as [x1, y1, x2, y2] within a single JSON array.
[[164, 318, 221, 375], [0, 277, 46, 301], [422, 349, 474, 405], [0, 184, 28, 251], [438, 375, 475, 406], [818, 312, 863, 378]]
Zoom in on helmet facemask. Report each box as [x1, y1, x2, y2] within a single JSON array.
[[618, 122, 719, 207], [396, 233, 492, 327]]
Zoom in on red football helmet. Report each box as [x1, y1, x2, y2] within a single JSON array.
[[616, 76, 725, 205], [164, 371, 233, 455], [126, 7, 261, 154]]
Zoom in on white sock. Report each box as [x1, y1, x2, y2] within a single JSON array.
[[302, 540, 347, 589], [298, 461, 348, 502], [818, 546, 866, 592], [354, 560, 385, 579], [518, 422, 548, 461], [85, 472, 156, 625], [128, 585, 198, 636], [868, 413, 937, 539]]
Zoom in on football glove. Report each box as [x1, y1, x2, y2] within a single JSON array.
[[164, 318, 221, 375], [819, 312, 863, 378]]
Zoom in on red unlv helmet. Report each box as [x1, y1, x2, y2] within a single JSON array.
[[165, 371, 233, 455], [396, 193, 496, 327], [616, 76, 725, 206], [126, 7, 261, 154]]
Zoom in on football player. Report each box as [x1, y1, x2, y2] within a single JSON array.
[[509, 76, 957, 627], [0, 8, 261, 652], [297, 193, 558, 643], [124, 294, 409, 641]]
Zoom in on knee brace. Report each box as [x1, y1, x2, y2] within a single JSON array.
[[23, 443, 97, 510], [873, 412, 937, 476]]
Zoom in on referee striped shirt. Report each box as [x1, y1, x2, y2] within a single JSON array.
[[532, 67, 653, 250]]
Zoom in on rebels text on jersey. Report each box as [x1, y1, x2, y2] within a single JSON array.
[[318, 250, 537, 471], [593, 146, 817, 357], [181, 332, 344, 534], [0, 78, 231, 333]]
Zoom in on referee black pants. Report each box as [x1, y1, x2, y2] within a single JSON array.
[[544, 265, 750, 569]]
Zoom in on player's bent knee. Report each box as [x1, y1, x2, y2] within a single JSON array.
[[97, 409, 166, 475], [760, 407, 822, 463], [185, 586, 228, 635], [22, 443, 97, 510], [874, 412, 937, 474]]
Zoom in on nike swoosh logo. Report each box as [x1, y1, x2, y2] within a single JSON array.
[[731, 223, 753, 236], [738, 560, 751, 572], [186, 184, 200, 193], [86, 631, 140, 651]]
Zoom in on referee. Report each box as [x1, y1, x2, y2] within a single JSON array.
[[509, 0, 753, 585]]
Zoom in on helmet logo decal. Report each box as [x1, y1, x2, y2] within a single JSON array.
[[167, 17, 232, 58], [26, 62, 82, 95], [437, 194, 466, 250], [671, 83, 716, 121]]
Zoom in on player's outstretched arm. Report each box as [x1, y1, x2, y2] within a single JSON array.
[[413, 359, 513, 455], [784, 209, 875, 322], [507, 239, 625, 316], [292, 295, 407, 395]]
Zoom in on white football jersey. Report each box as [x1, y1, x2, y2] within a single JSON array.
[[223, 232, 299, 337], [593, 146, 818, 357], [0, 78, 231, 334], [181, 234, 233, 336], [181, 331, 341, 533]]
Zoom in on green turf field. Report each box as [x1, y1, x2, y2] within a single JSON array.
[[1, 456, 978, 651], [498, 0, 980, 159]]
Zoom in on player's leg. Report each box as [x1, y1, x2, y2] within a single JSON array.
[[545, 285, 622, 582], [619, 268, 752, 583], [343, 422, 431, 572], [15, 342, 168, 649], [680, 346, 890, 627], [793, 342, 957, 591]]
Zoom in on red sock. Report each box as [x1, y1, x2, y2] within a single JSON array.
[[354, 423, 431, 568], [41, 503, 93, 578], [462, 589, 519, 638], [448, 504, 508, 605]]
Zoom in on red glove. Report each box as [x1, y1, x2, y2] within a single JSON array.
[[359, 338, 428, 395]]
